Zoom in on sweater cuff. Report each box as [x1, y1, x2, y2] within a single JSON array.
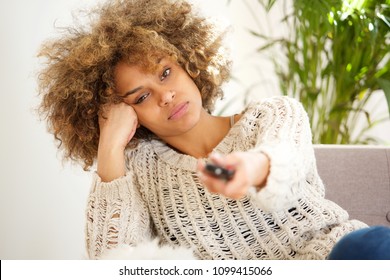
[[91, 172, 134, 201], [249, 142, 305, 212]]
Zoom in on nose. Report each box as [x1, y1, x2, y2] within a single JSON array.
[[158, 89, 176, 107]]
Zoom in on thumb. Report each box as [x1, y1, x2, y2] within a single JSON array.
[[209, 152, 226, 166]]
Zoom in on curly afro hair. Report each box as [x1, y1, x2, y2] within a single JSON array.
[[37, 0, 231, 170]]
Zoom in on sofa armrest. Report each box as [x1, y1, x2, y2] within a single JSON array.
[[314, 145, 390, 226]]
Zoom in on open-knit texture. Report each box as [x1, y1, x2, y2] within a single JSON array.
[[85, 96, 367, 259]]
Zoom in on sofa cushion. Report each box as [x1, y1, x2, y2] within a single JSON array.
[[314, 145, 390, 227]]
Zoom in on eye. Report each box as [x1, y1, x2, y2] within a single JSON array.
[[160, 68, 171, 81], [135, 92, 150, 104]]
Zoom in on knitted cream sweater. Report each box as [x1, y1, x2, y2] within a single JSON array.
[[85, 96, 367, 260]]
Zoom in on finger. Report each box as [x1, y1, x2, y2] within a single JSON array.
[[196, 159, 205, 172], [199, 171, 228, 194], [209, 153, 226, 166], [127, 126, 137, 143], [223, 176, 247, 199], [218, 162, 250, 198], [209, 153, 240, 171]]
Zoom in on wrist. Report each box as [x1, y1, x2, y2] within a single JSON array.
[[97, 144, 126, 182], [250, 152, 270, 190], [98, 131, 128, 152]]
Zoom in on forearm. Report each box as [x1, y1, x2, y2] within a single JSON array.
[[97, 142, 126, 182], [97, 102, 139, 182]]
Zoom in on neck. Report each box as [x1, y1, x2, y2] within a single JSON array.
[[159, 110, 231, 159]]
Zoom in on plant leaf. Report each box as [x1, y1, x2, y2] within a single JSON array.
[[256, 38, 284, 52], [377, 78, 390, 117], [247, 28, 269, 40], [265, 0, 277, 11]]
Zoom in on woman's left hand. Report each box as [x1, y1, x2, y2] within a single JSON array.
[[197, 152, 270, 200]]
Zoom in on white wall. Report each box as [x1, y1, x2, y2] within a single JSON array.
[[0, 0, 97, 259], [1, 0, 389, 260], [196, 0, 290, 115]]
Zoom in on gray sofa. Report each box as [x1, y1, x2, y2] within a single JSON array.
[[314, 145, 390, 226]]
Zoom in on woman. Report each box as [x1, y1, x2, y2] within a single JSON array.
[[37, 0, 389, 260]]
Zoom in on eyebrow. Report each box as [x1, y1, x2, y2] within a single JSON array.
[[122, 86, 143, 98]]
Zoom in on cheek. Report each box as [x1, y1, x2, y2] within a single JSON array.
[[134, 109, 162, 129]]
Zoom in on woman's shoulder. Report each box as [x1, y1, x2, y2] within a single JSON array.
[[246, 95, 302, 110], [242, 96, 306, 119]]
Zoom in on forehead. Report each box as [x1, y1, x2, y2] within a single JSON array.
[[114, 56, 176, 77], [114, 59, 156, 79], [113, 62, 147, 90], [119, 52, 173, 72]]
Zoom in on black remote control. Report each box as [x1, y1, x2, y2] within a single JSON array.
[[204, 163, 235, 181]]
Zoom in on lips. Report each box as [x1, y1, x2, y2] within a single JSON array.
[[168, 102, 189, 120]]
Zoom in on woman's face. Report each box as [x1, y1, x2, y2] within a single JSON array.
[[114, 57, 203, 139]]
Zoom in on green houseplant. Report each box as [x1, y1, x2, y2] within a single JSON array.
[[231, 0, 390, 144]]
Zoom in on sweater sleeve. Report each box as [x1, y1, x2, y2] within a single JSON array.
[[249, 96, 315, 212], [85, 171, 153, 259]]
